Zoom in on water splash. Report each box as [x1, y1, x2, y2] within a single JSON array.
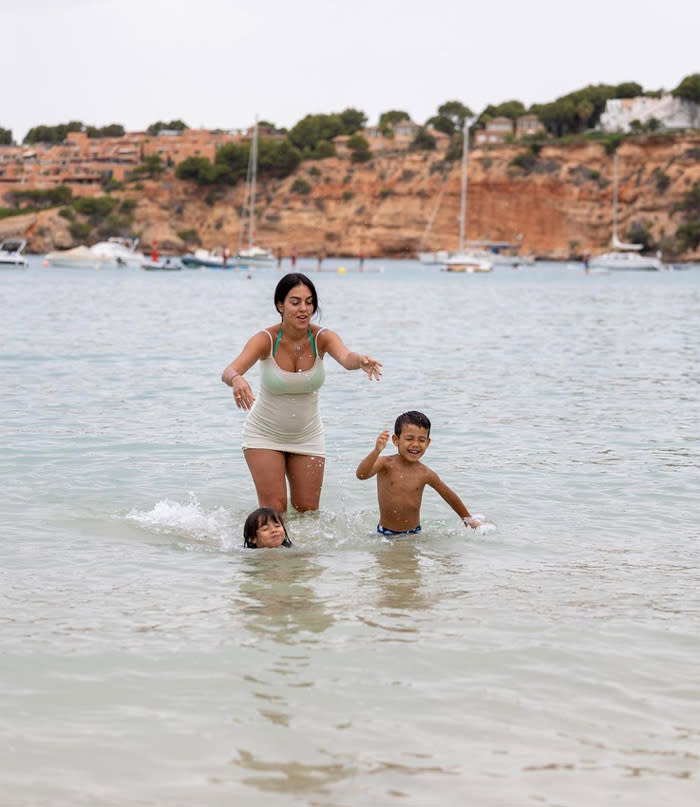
[[125, 493, 234, 550]]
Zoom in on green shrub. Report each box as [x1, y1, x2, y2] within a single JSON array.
[[177, 229, 201, 245], [604, 134, 623, 155], [672, 181, 700, 250], [410, 128, 436, 151], [69, 221, 92, 240], [97, 214, 133, 238], [72, 196, 117, 218], [510, 152, 537, 172], [291, 178, 312, 195], [653, 169, 670, 194], [0, 207, 33, 220], [351, 149, 371, 164], [119, 197, 138, 214]]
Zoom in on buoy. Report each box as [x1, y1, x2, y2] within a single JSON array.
[[338, 266, 346, 274]]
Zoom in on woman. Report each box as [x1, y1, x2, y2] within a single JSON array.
[[222, 272, 382, 513]]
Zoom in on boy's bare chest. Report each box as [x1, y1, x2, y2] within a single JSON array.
[[380, 462, 427, 494]]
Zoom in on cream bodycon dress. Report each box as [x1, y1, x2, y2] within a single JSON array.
[[242, 328, 327, 457]]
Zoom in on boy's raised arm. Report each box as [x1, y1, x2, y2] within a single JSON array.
[[356, 430, 391, 479], [428, 472, 479, 528]]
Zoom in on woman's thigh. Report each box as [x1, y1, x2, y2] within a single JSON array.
[[286, 453, 325, 512], [244, 449, 288, 511]]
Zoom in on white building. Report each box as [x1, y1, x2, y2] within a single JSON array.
[[599, 94, 700, 133]]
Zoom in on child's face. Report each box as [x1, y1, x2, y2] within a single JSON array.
[[255, 518, 287, 548], [392, 424, 430, 461]]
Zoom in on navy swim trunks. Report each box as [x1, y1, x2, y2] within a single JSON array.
[[377, 524, 422, 536]]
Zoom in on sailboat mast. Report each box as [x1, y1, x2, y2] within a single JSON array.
[[612, 151, 619, 244], [459, 121, 469, 252], [248, 118, 259, 250]]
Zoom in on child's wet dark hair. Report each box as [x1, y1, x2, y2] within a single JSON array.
[[394, 410, 431, 437], [243, 507, 293, 548]]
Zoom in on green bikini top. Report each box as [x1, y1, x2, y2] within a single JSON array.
[[261, 327, 326, 395], [273, 327, 317, 358]]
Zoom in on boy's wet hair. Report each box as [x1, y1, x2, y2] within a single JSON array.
[[394, 410, 431, 437], [243, 507, 293, 548]]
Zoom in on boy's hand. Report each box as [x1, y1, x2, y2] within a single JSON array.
[[375, 430, 391, 453], [463, 516, 481, 529]]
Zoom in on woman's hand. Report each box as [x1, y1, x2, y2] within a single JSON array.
[[232, 377, 255, 410], [359, 355, 382, 381]]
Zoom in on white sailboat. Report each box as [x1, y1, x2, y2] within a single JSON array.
[[590, 152, 664, 271], [234, 118, 276, 267], [444, 121, 493, 273]]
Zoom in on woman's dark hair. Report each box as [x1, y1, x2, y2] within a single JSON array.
[[274, 273, 319, 319], [243, 507, 292, 548], [394, 410, 431, 437]]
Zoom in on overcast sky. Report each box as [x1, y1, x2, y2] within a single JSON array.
[[2, 0, 697, 141]]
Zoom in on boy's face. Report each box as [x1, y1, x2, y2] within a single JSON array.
[[255, 519, 287, 548], [392, 424, 430, 461]]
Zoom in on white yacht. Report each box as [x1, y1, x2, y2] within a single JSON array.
[[0, 238, 29, 268], [46, 237, 144, 268]]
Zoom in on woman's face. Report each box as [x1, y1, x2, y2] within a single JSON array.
[[255, 518, 286, 548], [278, 283, 315, 326]]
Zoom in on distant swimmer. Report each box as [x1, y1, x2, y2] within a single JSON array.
[[356, 410, 480, 535], [243, 507, 293, 548]]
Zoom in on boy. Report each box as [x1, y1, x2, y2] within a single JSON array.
[[356, 410, 479, 534]]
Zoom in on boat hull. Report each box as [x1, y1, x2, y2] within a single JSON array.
[[590, 252, 664, 271], [443, 252, 494, 273], [141, 259, 182, 271], [233, 249, 276, 267]]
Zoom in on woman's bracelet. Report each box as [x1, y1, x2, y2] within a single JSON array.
[[229, 371, 240, 385]]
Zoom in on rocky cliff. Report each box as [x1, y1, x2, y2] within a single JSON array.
[[5, 133, 700, 260]]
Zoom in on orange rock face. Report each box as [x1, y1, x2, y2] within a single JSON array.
[[12, 132, 700, 260]]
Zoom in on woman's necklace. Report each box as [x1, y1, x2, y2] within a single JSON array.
[[282, 327, 307, 370]]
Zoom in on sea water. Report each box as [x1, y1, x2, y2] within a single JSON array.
[[1, 257, 698, 806]]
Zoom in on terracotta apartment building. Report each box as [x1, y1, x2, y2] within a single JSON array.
[[0, 128, 249, 195]]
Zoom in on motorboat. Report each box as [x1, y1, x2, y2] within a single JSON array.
[[233, 118, 276, 267], [180, 247, 234, 269], [591, 153, 665, 271], [0, 238, 29, 268], [46, 237, 144, 268], [441, 121, 493, 274]]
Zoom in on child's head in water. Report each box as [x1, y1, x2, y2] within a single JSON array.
[[243, 507, 293, 549]]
